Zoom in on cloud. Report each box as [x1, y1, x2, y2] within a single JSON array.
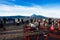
[[0, 4, 44, 16], [0, 0, 15, 6], [0, 4, 60, 18]]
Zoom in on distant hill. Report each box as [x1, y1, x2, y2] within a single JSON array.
[[31, 14, 47, 18], [0, 16, 29, 19], [0, 14, 47, 19]]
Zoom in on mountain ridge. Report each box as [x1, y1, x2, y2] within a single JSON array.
[[0, 14, 47, 19]]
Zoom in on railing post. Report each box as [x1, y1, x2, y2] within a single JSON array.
[[24, 36, 27, 40], [44, 34, 48, 40], [27, 36, 30, 40], [36, 34, 39, 40], [24, 36, 30, 40]]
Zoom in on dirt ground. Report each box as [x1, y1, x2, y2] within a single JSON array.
[[0, 24, 25, 40]]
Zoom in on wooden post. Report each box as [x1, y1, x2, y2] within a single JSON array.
[[24, 36, 27, 40], [36, 34, 39, 40], [27, 36, 30, 40], [44, 34, 48, 40], [24, 36, 30, 40]]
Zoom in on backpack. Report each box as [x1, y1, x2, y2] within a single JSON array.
[[50, 25, 55, 31]]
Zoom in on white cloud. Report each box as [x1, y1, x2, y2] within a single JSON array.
[[0, 4, 60, 18]]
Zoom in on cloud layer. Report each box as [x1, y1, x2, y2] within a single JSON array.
[[0, 0, 60, 18], [0, 4, 60, 18]]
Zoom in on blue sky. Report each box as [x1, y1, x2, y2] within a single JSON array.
[[0, 0, 60, 18]]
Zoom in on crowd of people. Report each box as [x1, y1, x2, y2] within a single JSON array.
[[25, 18, 60, 32], [0, 18, 7, 31], [0, 17, 60, 32]]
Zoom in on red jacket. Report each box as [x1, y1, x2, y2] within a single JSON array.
[[25, 27, 31, 31]]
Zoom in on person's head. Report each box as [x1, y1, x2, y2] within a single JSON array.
[[52, 22, 54, 25]]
